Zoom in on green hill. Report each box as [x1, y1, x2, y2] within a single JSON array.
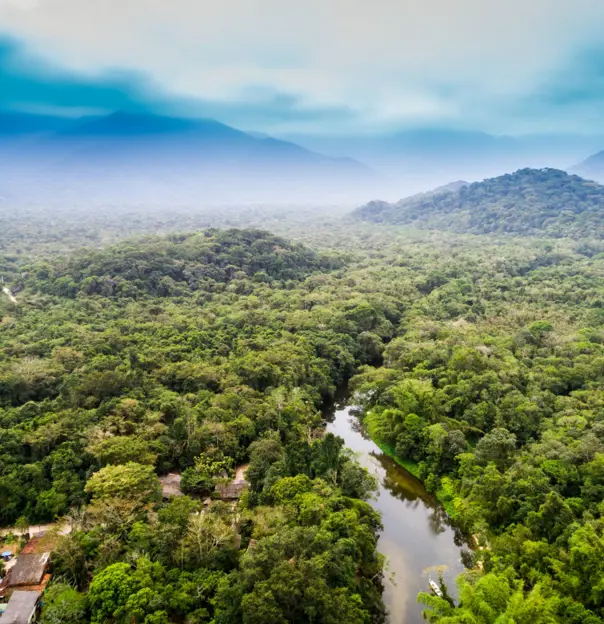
[[353, 168, 604, 238], [18, 228, 342, 298]]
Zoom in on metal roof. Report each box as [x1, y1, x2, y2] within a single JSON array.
[[1, 590, 40, 624]]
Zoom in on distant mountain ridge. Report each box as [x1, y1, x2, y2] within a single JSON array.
[[422, 180, 469, 195], [44, 111, 371, 168], [56, 110, 221, 136], [0, 110, 377, 203], [352, 168, 604, 238], [283, 129, 604, 195], [571, 150, 604, 183]]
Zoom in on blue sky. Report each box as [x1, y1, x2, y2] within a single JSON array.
[[2, 0, 604, 135]]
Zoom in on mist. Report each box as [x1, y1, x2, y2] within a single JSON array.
[[3, 109, 604, 216]]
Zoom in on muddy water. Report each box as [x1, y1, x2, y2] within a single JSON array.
[[325, 396, 466, 624]]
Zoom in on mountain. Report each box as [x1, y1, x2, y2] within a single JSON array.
[[571, 150, 604, 182], [427, 180, 469, 194], [284, 129, 604, 196], [352, 168, 604, 238], [0, 110, 378, 204]]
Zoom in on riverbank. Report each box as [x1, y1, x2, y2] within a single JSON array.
[[364, 422, 459, 519], [327, 402, 466, 624]]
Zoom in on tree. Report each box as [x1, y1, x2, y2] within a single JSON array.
[[182, 510, 236, 568], [40, 584, 88, 624], [88, 563, 137, 624], [181, 456, 233, 496], [52, 533, 89, 589], [474, 428, 517, 470], [419, 571, 560, 624], [526, 491, 574, 541], [15, 515, 30, 536], [338, 454, 377, 500], [246, 437, 284, 492], [85, 463, 161, 504], [88, 436, 157, 467], [311, 433, 345, 484], [84, 463, 161, 528]]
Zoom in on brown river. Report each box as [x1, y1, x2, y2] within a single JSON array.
[[325, 394, 467, 624]]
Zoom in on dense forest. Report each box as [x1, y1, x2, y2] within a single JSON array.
[[0, 227, 396, 624], [2, 204, 604, 623], [347, 237, 604, 621], [353, 168, 604, 238]]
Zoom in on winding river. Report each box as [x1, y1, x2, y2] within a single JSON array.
[[325, 393, 467, 624]]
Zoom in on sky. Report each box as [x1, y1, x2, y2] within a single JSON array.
[[2, 0, 604, 135]]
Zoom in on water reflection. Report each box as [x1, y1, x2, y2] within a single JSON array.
[[326, 402, 466, 624]]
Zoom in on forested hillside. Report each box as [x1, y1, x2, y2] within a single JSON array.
[[349, 240, 604, 622], [15, 228, 343, 298], [2, 218, 604, 623], [353, 168, 604, 238], [0, 228, 394, 624]]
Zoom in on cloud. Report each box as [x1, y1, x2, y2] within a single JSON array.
[[0, 37, 166, 115], [493, 47, 604, 134], [1, 0, 604, 133], [0, 36, 358, 132], [539, 48, 604, 108]]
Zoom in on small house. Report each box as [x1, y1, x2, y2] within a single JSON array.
[[159, 473, 182, 499], [1, 551, 12, 562], [0, 590, 40, 624], [7, 553, 50, 588], [214, 465, 250, 500]]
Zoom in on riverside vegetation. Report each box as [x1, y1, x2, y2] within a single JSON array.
[[1, 189, 604, 623]]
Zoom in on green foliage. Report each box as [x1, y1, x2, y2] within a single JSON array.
[[88, 562, 137, 623], [354, 168, 604, 238], [213, 483, 384, 624], [21, 228, 343, 299], [40, 583, 88, 624], [84, 462, 162, 530], [348, 227, 604, 621], [419, 570, 561, 623], [85, 463, 161, 506], [3, 217, 604, 623], [181, 456, 233, 496], [88, 436, 157, 466], [0, 227, 397, 623]]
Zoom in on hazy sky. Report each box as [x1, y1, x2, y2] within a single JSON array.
[[2, 0, 604, 134]]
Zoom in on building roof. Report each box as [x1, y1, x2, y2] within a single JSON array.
[[8, 553, 50, 587], [1, 590, 40, 624], [159, 473, 182, 498], [1, 551, 12, 557]]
